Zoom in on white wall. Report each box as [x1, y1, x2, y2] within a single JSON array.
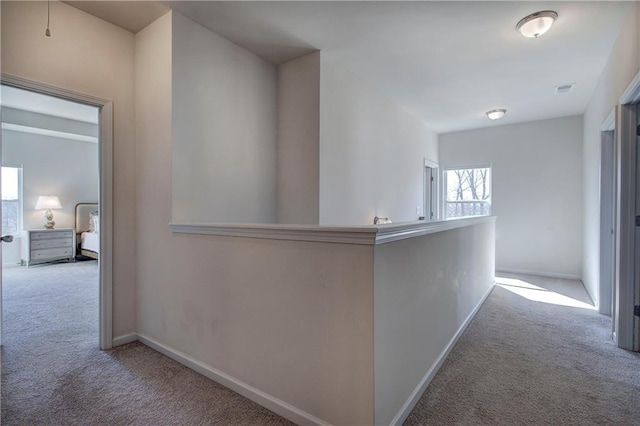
[[277, 51, 320, 224], [319, 59, 439, 226], [1, 1, 136, 338], [169, 19, 440, 228], [440, 116, 584, 278], [136, 15, 375, 425], [374, 219, 495, 425], [171, 13, 278, 224], [2, 130, 98, 230], [2, 107, 98, 139], [135, 9, 173, 350], [582, 2, 640, 306]]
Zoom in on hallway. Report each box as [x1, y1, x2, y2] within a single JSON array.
[[406, 273, 640, 425]]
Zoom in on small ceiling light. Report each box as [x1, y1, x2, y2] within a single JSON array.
[[516, 11, 558, 39], [486, 109, 506, 120]]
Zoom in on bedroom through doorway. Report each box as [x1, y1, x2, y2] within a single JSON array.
[[0, 84, 101, 353]]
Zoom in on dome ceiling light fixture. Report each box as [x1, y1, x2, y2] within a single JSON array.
[[516, 10, 558, 39], [486, 109, 507, 120]]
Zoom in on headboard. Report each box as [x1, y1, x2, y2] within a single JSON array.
[[75, 203, 98, 234]]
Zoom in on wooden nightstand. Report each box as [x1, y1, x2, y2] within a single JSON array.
[[21, 228, 76, 267]]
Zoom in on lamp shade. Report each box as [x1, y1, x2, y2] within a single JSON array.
[[35, 195, 62, 210]]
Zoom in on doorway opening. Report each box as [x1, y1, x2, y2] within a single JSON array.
[[0, 75, 113, 350], [423, 159, 439, 221], [1, 84, 99, 354], [599, 111, 615, 321], [605, 70, 640, 352], [636, 103, 640, 351]]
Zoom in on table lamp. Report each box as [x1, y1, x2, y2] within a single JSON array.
[[35, 195, 61, 229]]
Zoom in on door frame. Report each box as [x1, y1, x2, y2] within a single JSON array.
[[614, 70, 640, 351], [599, 114, 615, 318], [1, 73, 114, 350], [423, 158, 439, 221]]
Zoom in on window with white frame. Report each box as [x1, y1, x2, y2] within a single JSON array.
[[2, 166, 22, 235], [444, 166, 491, 218]]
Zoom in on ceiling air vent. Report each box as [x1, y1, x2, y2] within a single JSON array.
[[555, 84, 575, 94]]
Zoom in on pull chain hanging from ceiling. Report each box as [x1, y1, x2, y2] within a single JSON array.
[[45, 0, 51, 37]]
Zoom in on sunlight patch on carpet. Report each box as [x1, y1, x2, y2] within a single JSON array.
[[495, 276, 595, 310]]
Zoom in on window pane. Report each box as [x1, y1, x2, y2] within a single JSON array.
[[1, 167, 21, 235], [445, 167, 491, 218], [2, 167, 19, 200]]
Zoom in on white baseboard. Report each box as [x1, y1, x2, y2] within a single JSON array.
[[496, 267, 581, 281], [136, 333, 330, 426], [112, 333, 137, 347], [113, 282, 495, 426], [389, 281, 495, 426], [583, 281, 598, 308]]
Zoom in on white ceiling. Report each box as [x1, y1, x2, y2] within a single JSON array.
[[66, 1, 631, 134], [64, 1, 169, 33], [1, 86, 99, 124]]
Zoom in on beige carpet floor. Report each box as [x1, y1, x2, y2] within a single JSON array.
[[405, 272, 640, 425], [1, 261, 291, 425], [2, 263, 639, 425]]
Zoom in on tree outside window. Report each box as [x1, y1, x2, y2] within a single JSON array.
[[444, 166, 491, 218]]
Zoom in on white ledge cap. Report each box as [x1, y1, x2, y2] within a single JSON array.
[[170, 216, 496, 245]]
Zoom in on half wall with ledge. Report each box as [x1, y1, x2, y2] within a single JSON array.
[[139, 216, 497, 425]]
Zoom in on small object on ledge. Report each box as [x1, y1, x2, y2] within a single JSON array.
[[373, 216, 392, 225], [418, 216, 425, 221]]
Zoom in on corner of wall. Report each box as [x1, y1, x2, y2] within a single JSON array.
[[134, 9, 173, 336], [170, 11, 278, 224], [276, 51, 321, 224]]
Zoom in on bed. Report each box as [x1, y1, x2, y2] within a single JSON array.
[[75, 203, 100, 260]]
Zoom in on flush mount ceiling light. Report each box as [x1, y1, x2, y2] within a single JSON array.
[[486, 109, 506, 120], [516, 11, 558, 38]]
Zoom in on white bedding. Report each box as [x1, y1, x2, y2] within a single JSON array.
[[81, 231, 100, 254]]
